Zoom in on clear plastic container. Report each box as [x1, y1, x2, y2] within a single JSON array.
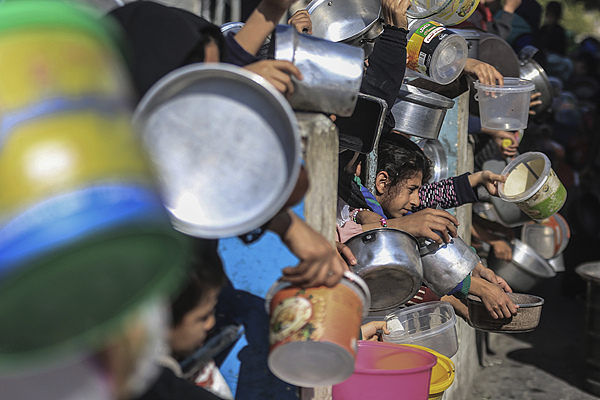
[[407, 0, 480, 26], [406, 20, 468, 85], [473, 77, 535, 130], [382, 301, 458, 358]]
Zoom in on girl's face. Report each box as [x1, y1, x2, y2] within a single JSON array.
[[376, 171, 423, 218], [169, 287, 220, 360]]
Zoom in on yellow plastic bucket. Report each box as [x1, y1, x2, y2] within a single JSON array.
[[402, 344, 455, 400]]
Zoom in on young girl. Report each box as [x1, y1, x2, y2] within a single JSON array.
[[337, 133, 518, 320]]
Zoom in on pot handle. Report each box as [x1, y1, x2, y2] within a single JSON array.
[[362, 232, 377, 244]]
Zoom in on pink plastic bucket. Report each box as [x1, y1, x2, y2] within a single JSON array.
[[332, 341, 436, 400]]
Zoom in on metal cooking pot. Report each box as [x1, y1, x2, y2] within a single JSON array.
[[520, 213, 570, 260], [418, 235, 480, 297], [519, 46, 553, 115], [344, 228, 423, 311], [487, 239, 556, 292], [390, 84, 455, 139], [274, 24, 364, 117], [417, 138, 448, 182], [133, 64, 301, 238], [306, 0, 383, 58]]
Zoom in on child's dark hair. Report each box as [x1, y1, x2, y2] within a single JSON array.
[[170, 238, 227, 327], [377, 133, 432, 187]]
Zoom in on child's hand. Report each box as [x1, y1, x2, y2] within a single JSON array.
[[381, 0, 410, 29], [288, 9, 312, 34], [490, 238, 513, 261], [361, 321, 389, 341], [243, 60, 302, 97], [464, 58, 504, 86], [468, 170, 506, 197], [335, 242, 357, 267], [388, 208, 460, 244], [529, 92, 542, 115], [470, 276, 518, 319]]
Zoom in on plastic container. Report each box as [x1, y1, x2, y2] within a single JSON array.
[[406, 20, 468, 85], [498, 152, 567, 221], [382, 302, 459, 358], [332, 341, 436, 400], [398, 344, 455, 400], [407, 0, 480, 26], [0, 0, 188, 364], [265, 272, 371, 387], [473, 77, 535, 130]]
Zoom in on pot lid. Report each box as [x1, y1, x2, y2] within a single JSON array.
[[396, 84, 455, 110]]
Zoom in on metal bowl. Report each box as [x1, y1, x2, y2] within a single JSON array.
[[306, 0, 383, 58], [418, 235, 480, 297], [487, 239, 556, 293], [467, 292, 544, 333], [417, 138, 448, 182], [133, 64, 301, 238], [344, 228, 423, 312], [391, 84, 455, 139]]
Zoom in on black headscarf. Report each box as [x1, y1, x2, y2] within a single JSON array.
[[108, 1, 226, 99]]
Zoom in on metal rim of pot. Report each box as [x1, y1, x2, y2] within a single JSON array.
[[519, 57, 553, 115], [305, 0, 383, 45], [133, 63, 301, 239], [417, 138, 448, 182]]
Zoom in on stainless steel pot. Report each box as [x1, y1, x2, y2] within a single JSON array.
[[519, 47, 553, 115], [274, 24, 364, 117], [417, 138, 448, 182], [344, 228, 423, 312], [390, 84, 455, 139], [487, 239, 556, 293], [306, 0, 383, 58], [418, 235, 480, 297], [133, 64, 301, 238]]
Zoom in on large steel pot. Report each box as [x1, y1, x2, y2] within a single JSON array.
[[133, 64, 301, 238], [418, 235, 480, 297], [487, 239, 556, 292], [417, 138, 448, 182], [274, 24, 364, 117], [390, 84, 455, 139], [344, 228, 423, 312], [519, 46, 553, 115], [306, 0, 383, 58]]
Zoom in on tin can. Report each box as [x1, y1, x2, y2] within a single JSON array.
[[265, 272, 371, 387]]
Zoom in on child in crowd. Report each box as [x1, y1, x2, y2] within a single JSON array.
[[337, 134, 518, 320], [135, 238, 229, 400]]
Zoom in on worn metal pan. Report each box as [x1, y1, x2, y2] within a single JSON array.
[[344, 228, 423, 312], [133, 64, 300, 238], [468, 292, 544, 333]]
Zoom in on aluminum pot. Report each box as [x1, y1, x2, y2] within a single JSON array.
[[417, 138, 448, 182], [418, 235, 480, 297], [487, 239, 556, 292], [468, 293, 544, 333], [519, 46, 553, 115], [306, 0, 383, 58], [274, 24, 364, 117], [390, 84, 455, 139], [133, 64, 300, 238], [344, 228, 423, 312], [520, 214, 570, 260]]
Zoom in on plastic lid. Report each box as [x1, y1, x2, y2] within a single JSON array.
[[498, 152, 551, 202], [430, 34, 467, 85], [401, 344, 455, 395], [473, 77, 536, 93]]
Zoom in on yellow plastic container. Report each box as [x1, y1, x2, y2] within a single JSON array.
[[402, 344, 455, 400]]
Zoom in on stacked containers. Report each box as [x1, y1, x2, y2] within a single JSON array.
[[0, 0, 187, 366]]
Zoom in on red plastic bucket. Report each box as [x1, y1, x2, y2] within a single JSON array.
[[332, 341, 436, 400], [265, 272, 370, 387]]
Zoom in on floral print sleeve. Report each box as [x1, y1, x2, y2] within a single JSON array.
[[415, 177, 458, 210]]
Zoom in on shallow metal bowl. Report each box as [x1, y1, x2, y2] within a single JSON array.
[[133, 64, 300, 238], [487, 239, 556, 293], [468, 292, 544, 333]]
